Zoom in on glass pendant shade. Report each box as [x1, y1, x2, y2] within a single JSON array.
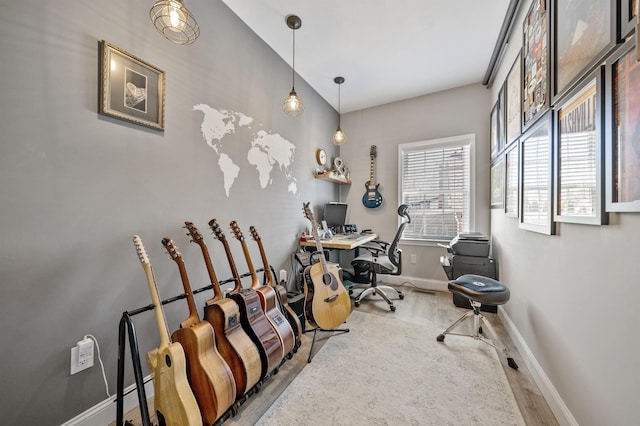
[[283, 89, 304, 117], [333, 128, 346, 145], [150, 0, 200, 45]]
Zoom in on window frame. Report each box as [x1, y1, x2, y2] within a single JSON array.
[[398, 134, 476, 246]]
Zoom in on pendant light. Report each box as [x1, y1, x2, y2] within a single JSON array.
[[150, 0, 200, 45], [332, 76, 347, 145], [282, 15, 304, 117]]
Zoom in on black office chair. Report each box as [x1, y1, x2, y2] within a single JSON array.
[[349, 204, 411, 311]]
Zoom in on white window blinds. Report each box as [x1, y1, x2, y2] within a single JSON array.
[[399, 135, 473, 241]]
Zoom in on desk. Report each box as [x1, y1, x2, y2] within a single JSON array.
[[300, 233, 378, 250]]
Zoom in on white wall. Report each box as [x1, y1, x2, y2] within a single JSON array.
[[338, 83, 492, 284], [487, 2, 640, 425], [0, 1, 339, 423]]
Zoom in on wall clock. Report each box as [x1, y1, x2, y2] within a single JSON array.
[[316, 148, 327, 166]]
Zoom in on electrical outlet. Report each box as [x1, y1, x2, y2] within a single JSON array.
[[70, 337, 94, 375], [279, 269, 287, 282], [410, 254, 417, 264]]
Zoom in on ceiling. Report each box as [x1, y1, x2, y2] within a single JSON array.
[[221, 0, 512, 113]]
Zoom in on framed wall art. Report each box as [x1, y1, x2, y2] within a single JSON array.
[[505, 52, 522, 145], [553, 66, 607, 225], [490, 87, 505, 159], [520, 113, 555, 235], [505, 141, 520, 217], [99, 40, 165, 131], [619, 0, 638, 40], [522, 0, 549, 130], [605, 37, 640, 211], [552, 0, 615, 102], [491, 157, 505, 209]]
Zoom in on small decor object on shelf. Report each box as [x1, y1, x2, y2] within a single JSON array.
[[316, 149, 327, 166]]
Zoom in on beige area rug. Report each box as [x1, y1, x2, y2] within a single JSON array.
[[257, 310, 525, 426]]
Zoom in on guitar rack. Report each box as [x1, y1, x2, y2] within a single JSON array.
[[116, 267, 283, 426]]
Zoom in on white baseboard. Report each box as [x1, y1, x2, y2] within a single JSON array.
[[61, 377, 154, 426], [498, 310, 578, 426], [382, 274, 449, 293]]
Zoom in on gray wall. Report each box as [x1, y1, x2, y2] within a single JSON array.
[[0, 1, 339, 423], [486, 2, 640, 426], [338, 83, 492, 285]]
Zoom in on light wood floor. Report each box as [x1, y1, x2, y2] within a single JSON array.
[[115, 285, 558, 426]]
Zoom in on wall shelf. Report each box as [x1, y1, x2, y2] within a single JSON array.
[[314, 174, 351, 185]]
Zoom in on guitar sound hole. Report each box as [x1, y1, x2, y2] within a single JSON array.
[[322, 273, 332, 285], [165, 354, 172, 368]]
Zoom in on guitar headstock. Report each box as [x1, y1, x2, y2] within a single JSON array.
[[302, 202, 315, 222], [209, 218, 226, 241], [184, 221, 204, 244], [133, 235, 150, 265], [229, 220, 244, 241], [249, 226, 260, 242], [370, 145, 377, 158], [161, 237, 181, 262]]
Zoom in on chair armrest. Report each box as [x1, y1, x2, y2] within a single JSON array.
[[359, 243, 387, 255]]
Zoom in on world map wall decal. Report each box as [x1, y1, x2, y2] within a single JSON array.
[[193, 104, 298, 197]]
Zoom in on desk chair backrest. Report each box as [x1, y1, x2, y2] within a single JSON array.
[[388, 204, 411, 268]]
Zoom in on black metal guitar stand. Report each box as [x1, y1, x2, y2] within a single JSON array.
[[115, 269, 271, 426], [304, 325, 349, 363]]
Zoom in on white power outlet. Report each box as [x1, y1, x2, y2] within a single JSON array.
[[70, 337, 94, 375], [279, 269, 287, 282], [410, 254, 417, 264]]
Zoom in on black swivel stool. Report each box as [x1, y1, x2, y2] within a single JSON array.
[[436, 274, 518, 369]]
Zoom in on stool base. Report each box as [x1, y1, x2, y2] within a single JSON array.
[[437, 300, 518, 370]]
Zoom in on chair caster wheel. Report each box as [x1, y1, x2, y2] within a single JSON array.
[[355, 301, 360, 307], [507, 358, 519, 370], [436, 334, 445, 342], [349, 289, 353, 295], [399, 293, 405, 300], [390, 305, 396, 312]]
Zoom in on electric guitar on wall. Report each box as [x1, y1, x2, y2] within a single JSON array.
[[362, 145, 383, 208], [161, 237, 236, 425], [302, 203, 352, 330], [132, 235, 202, 426], [230, 221, 295, 360], [183, 221, 262, 399], [249, 225, 302, 352], [209, 218, 282, 379]]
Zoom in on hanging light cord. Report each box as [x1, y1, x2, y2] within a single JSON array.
[[291, 28, 296, 89]]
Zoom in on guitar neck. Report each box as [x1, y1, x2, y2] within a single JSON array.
[[163, 238, 200, 329], [238, 239, 260, 289], [308, 218, 329, 275], [220, 238, 243, 293], [195, 240, 225, 301], [142, 262, 173, 349], [133, 236, 172, 350], [252, 237, 274, 287], [369, 155, 375, 186]]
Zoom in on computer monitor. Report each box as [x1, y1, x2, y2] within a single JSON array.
[[323, 202, 348, 228]]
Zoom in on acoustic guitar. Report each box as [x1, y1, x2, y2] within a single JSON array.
[[230, 221, 295, 359], [161, 237, 236, 424], [209, 218, 282, 379], [302, 203, 352, 330], [249, 225, 302, 352], [362, 145, 383, 208], [131, 235, 202, 426], [183, 221, 262, 398]]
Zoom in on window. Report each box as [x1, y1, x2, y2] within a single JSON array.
[[398, 134, 475, 242]]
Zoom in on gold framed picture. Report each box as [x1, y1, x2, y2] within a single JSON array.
[[99, 41, 165, 131]]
